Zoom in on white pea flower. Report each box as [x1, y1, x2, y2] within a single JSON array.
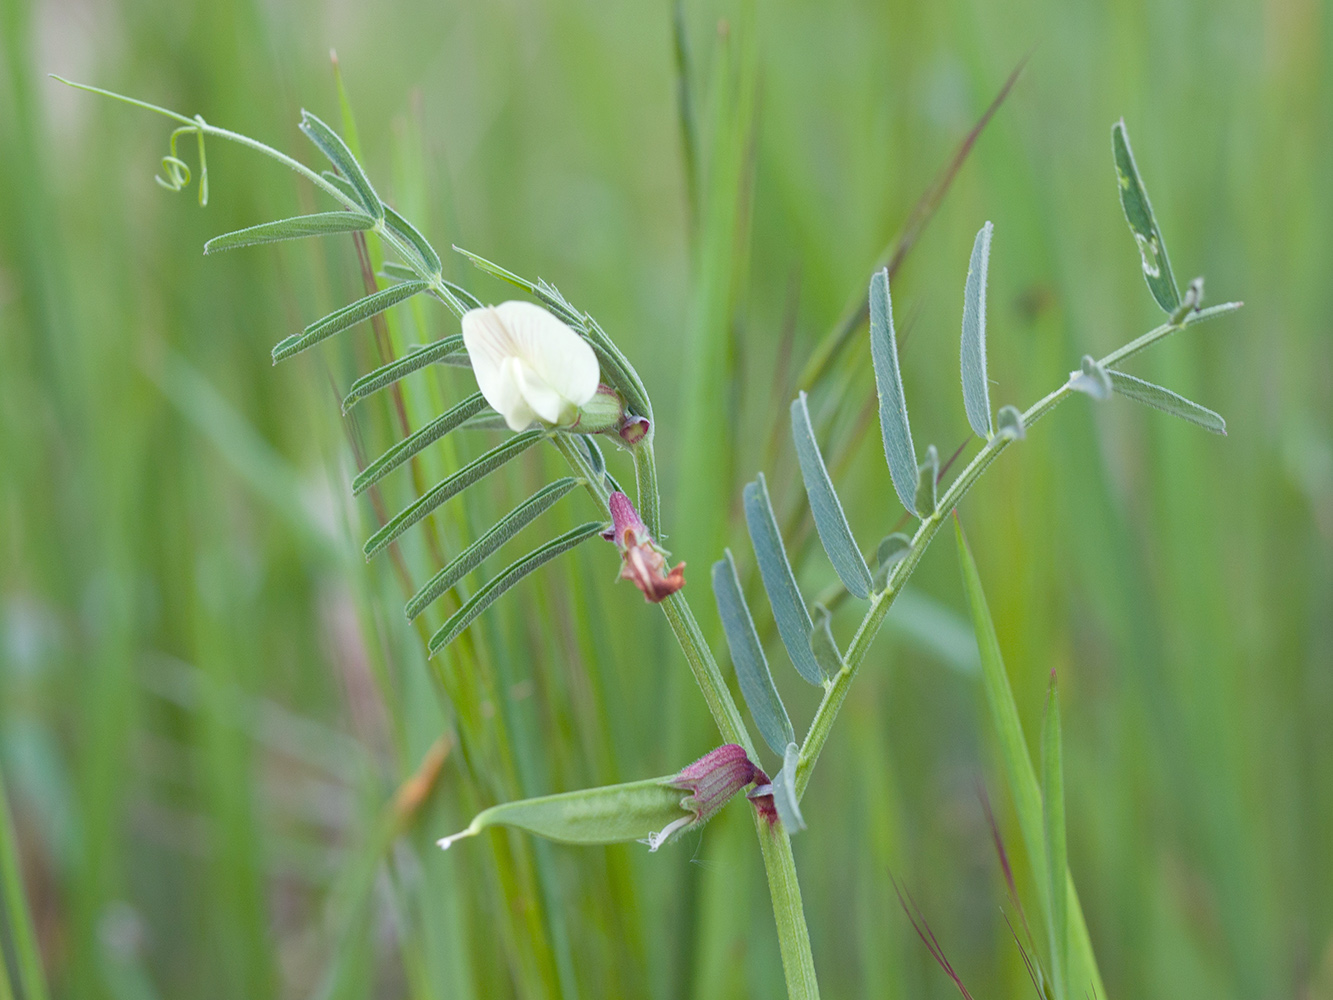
[[461, 301, 600, 432]]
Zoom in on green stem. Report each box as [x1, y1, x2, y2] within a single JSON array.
[[563, 434, 817, 998], [631, 449, 819, 1000], [796, 382, 1068, 795], [794, 302, 1239, 795]]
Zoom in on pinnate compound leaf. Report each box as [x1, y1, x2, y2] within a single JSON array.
[[1112, 119, 1179, 313], [428, 522, 604, 654], [713, 550, 795, 756], [996, 405, 1026, 441], [960, 221, 995, 438], [342, 336, 466, 411], [771, 742, 806, 832], [351, 393, 488, 496], [1069, 355, 1112, 401], [915, 445, 939, 519], [791, 392, 873, 600], [407, 477, 581, 621], [744, 475, 822, 687], [1107, 370, 1226, 434], [203, 211, 376, 254], [808, 604, 843, 679], [869, 267, 919, 515], [364, 430, 545, 560], [300, 110, 383, 221], [273, 281, 429, 362], [1042, 674, 1069, 1000]]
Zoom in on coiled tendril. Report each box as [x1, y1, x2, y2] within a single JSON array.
[[155, 116, 209, 206]]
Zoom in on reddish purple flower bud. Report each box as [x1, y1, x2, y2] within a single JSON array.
[[604, 491, 686, 603], [643, 744, 763, 850], [618, 415, 651, 446]]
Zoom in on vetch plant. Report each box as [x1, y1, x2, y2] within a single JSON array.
[[59, 71, 1240, 1000]]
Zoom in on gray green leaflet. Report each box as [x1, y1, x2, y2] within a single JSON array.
[[996, 405, 1026, 441], [1107, 370, 1226, 434], [914, 445, 939, 519], [272, 280, 429, 362], [744, 474, 822, 687], [770, 743, 806, 833], [1069, 356, 1112, 401], [428, 522, 605, 654], [203, 211, 376, 254], [382, 203, 441, 275], [351, 393, 489, 495], [300, 110, 383, 222], [342, 336, 467, 411], [364, 430, 545, 560], [960, 221, 994, 439], [791, 392, 873, 600], [712, 550, 794, 756], [1112, 119, 1179, 314], [808, 605, 843, 679], [873, 533, 911, 591], [869, 267, 919, 516], [406, 477, 582, 621]]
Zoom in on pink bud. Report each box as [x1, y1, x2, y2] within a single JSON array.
[[604, 491, 686, 603]]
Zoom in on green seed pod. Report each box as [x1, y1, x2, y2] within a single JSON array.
[[438, 744, 760, 852]]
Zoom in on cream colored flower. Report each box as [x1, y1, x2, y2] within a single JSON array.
[[461, 301, 600, 432]]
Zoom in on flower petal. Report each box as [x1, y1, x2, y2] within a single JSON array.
[[462, 307, 521, 417], [514, 358, 573, 425], [493, 301, 599, 409]]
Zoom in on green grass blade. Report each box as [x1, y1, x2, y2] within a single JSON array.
[[0, 767, 50, 1000], [272, 280, 429, 362], [383, 203, 442, 275], [341, 335, 466, 411], [869, 267, 918, 515], [955, 517, 1048, 900], [1108, 369, 1226, 434], [351, 392, 489, 495], [791, 392, 873, 600], [406, 477, 582, 621], [744, 474, 822, 687], [713, 549, 795, 756], [202, 211, 376, 253], [427, 522, 604, 654], [299, 110, 383, 221], [1112, 118, 1180, 313], [1042, 674, 1069, 1000], [960, 221, 994, 439], [955, 518, 1105, 999], [363, 430, 545, 560]]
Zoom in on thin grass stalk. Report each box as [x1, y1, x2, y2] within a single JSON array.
[[0, 767, 50, 1000]]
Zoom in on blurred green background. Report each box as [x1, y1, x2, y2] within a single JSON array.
[[2, 0, 1330, 997]]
